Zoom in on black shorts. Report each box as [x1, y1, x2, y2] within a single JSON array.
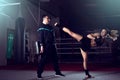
[[79, 37, 91, 52]]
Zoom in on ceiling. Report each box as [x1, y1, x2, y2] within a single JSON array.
[[28, 0, 120, 31], [59, 0, 120, 29]]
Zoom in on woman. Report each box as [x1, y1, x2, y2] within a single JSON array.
[[62, 27, 109, 79]]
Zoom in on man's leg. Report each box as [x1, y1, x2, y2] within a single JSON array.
[[37, 54, 47, 78], [52, 46, 65, 76]]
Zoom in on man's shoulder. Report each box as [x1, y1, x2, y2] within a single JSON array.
[[37, 24, 46, 31]]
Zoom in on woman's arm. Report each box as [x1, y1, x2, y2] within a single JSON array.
[[87, 33, 100, 39], [87, 33, 95, 40]]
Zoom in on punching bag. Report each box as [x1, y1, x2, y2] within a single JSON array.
[[14, 17, 25, 64]]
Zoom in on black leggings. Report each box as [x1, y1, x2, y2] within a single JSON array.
[[80, 37, 91, 52]]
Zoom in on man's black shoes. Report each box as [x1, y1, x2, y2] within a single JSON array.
[[37, 75, 42, 79], [55, 73, 65, 77]]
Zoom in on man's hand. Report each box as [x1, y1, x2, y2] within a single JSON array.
[[40, 46, 44, 53]]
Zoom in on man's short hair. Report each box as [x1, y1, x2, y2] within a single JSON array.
[[42, 15, 51, 19]]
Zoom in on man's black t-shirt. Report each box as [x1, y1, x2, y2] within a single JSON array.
[[37, 24, 55, 45]]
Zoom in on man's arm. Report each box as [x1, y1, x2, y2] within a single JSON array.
[[38, 31, 44, 53]]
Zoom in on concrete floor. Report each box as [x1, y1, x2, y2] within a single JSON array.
[[0, 70, 120, 80]]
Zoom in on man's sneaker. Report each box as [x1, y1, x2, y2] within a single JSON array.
[[55, 73, 65, 77]]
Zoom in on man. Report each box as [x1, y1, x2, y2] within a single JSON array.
[[37, 15, 64, 79]]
